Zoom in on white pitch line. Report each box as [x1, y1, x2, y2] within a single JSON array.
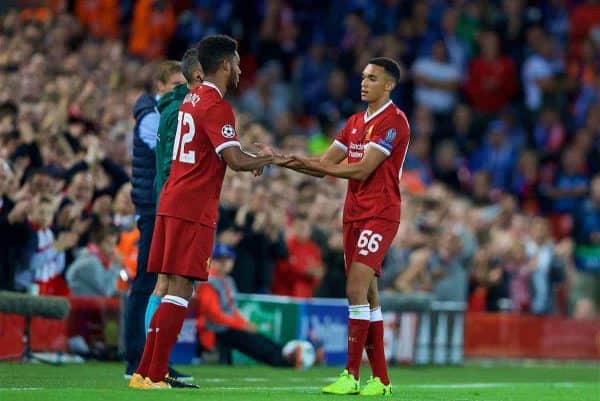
[[211, 386, 320, 392], [0, 388, 43, 391], [406, 382, 578, 389]]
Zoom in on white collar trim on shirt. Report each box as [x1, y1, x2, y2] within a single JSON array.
[[364, 100, 393, 123], [202, 81, 223, 98]]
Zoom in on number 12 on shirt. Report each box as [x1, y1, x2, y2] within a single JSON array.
[[172, 111, 196, 164]]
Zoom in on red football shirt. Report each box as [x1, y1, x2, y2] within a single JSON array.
[[334, 100, 410, 223], [158, 82, 241, 227]]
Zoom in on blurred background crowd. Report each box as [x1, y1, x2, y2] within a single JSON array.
[[0, 0, 599, 320]]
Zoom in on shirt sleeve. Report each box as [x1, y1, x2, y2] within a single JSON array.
[[333, 120, 351, 154], [368, 115, 410, 157], [138, 111, 159, 150], [203, 102, 241, 155]]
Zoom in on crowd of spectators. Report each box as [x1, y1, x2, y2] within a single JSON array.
[[0, 1, 599, 320]]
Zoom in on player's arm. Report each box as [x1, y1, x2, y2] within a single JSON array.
[[255, 142, 346, 178], [221, 146, 289, 172], [290, 143, 347, 178], [290, 145, 387, 181]]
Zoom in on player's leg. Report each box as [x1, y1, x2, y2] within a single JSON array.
[[346, 262, 375, 378], [131, 214, 163, 383], [147, 274, 194, 383], [124, 212, 158, 378], [145, 218, 211, 387], [144, 274, 168, 334], [322, 260, 373, 395], [357, 219, 398, 396], [322, 223, 363, 394], [361, 277, 392, 395]]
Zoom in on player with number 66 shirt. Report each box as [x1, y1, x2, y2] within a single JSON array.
[[266, 57, 410, 396]]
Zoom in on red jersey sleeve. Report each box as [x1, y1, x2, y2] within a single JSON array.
[[203, 101, 241, 155], [368, 114, 410, 157], [332, 119, 352, 155]]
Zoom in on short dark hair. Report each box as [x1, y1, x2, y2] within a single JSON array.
[[181, 48, 201, 83], [196, 35, 238, 75], [368, 57, 401, 83]]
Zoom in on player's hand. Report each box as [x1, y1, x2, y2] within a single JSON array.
[[254, 142, 275, 156], [285, 155, 311, 169], [273, 154, 294, 166]]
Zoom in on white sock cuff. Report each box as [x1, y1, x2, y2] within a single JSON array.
[[370, 306, 383, 322], [348, 304, 370, 320], [162, 295, 189, 308]]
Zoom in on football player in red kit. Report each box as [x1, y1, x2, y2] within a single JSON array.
[[272, 57, 409, 396], [129, 35, 288, 390]]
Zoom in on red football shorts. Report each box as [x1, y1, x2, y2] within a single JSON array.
[[342, 218, 399, 276], [148, 215, 214, 281]]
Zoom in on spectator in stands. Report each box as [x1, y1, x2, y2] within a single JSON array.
[[464, 30, 518, 115], [532, 107, 567, 160], [412, 40, 461, 116], [522, 28, 561, 113], [272, 213, 324, 298], [571, 174, 600, 319], [512, 150, 541, 213], [66, 224, 123, 296], [546, 147, 589, 216], [239, 61, 291, 127], [470, 122, 517, 191], [294, 39, 333, 116], [129, 0, 176, 60], [526, 217, 556, 314], [74, 0, 120, 40], [0, 158, 31, 291], [21, 194, 73, 296], [228, 183, 283, 294], [113, 182, 138, 292], [432, 140, 463, 193], [196, 244, 304, 367]]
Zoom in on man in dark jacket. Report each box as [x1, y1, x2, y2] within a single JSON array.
[[123, 60, 185, 380]]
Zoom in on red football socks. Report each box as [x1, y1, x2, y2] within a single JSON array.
[[147, 296, 189, 382], [365, 306, 389, 385], [135, 311, 158, 378], [346, 304, 370, 380]]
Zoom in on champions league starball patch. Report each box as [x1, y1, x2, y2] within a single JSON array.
[[385, 128, 396, 142], [377, 128, 396, 152], [221, 124, 236, 138]]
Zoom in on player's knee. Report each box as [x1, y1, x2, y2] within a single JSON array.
[[167, 275, 194, 300], [346, 281, 368, 304]]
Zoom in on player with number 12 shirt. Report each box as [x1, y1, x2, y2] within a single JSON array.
[[133, 35, 287, 389]]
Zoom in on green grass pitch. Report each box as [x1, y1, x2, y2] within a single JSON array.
[[0, 361, 598, 400]]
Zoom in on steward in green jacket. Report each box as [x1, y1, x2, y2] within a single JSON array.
[[154, 83, 188, 200]]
